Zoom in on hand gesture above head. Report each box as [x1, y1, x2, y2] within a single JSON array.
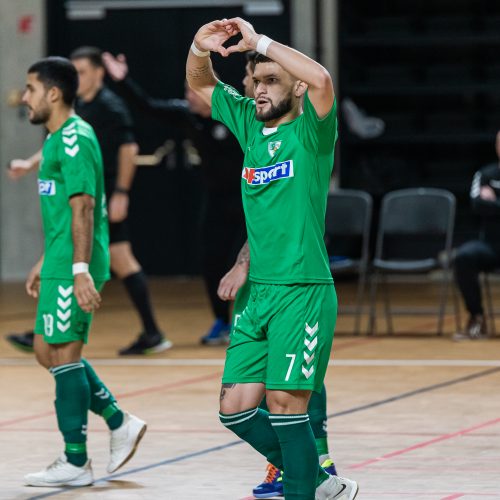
[[102, 52, 129, 81]]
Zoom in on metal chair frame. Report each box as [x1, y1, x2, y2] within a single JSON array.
[[326, 189, 373, 334], [368, 188, 459, 335]]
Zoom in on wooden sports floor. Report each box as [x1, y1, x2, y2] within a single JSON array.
[[1, 278, 499, 500]]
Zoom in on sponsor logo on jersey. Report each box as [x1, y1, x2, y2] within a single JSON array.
[[268, 140, 282, 158], [242, 160, 294, 186], [38, 179, 56, 196]]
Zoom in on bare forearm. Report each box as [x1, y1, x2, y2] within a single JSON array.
[[28, 150, 42, 170], [117, 143, 139, 191], [236, 241, 250, 266], [266, 41, 332, 92], [70, 196, 95, 263], [186, 50, 218, 99]]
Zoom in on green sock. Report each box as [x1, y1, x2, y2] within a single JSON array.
[[81, 358, 124, 430], [270, 414, 328, 500], [51, 362, 90, 467], [220, 408, 284, 469], [308, 384, 330, 458]]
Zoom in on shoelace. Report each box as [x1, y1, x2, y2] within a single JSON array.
[[320, 458, 334, 469], [263, 463, 280, 484]]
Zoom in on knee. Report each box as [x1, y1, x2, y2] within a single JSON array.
[[454, 246, 476, 270], [34, 347, 51, 370]]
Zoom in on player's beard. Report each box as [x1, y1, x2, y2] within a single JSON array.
[[29, 103, 51, 125], [256, 93, 293, 122]]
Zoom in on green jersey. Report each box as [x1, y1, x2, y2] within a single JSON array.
[[212, 82, 337, 284], [38, 115, 110, 281]]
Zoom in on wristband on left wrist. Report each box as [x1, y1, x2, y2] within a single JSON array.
[[114, 187, 129, 194], [73, 262, 89, 275]]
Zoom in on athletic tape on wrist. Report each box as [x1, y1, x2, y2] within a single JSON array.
[[256, 35, 273, 56], [72, 262, 89, 275], [191, 41, 210, 57]]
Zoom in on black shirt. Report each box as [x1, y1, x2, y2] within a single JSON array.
[[470, 162, 500, 248], [115, 77, 242, 196], [75, 86, 135, 188]]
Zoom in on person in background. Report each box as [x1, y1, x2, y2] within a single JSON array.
[[103, 51, 246, 345], [7, 46, 171, 356], [21, 56, 145, 487], [453, 131, 500, 340]]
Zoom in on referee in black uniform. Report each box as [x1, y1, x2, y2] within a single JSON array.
[[6, 47, 171, 355], [103, 51, 246, 344]]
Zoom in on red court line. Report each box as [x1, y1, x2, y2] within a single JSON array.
[[0, 426, 228, 434], [0, 370, 222, 428], [440, 495, 465, 500], [348, 416, 500, 470]]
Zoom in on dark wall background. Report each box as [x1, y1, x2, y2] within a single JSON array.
[[338, 0, 500, 246], [46, 0, 291, 275]]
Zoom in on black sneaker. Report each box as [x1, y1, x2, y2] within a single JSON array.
[[118, 332, 173, 356], [6, 331, 35, 353]]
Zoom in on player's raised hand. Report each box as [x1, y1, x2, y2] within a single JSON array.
[[193, 19, 238, 57], [102, 52, 129, 82], [222, 18, 260, 55], [74, 272, 101, 313]]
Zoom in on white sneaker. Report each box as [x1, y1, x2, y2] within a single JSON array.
[[25, 455, 93, 487], [107, 412, 147, 473], [315, 475, 359, 500]]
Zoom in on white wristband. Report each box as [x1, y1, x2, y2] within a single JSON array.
[[190, 41, 210, 58], [256, 35, 273, 56], [72, 262, 89, 275]]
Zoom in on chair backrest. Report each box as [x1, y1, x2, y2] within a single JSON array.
[[375, 188, 456, 261], [325, 189, 373, 261]]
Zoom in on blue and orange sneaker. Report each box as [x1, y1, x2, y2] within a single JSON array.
[[252, 463, 283, 498], [200, 318, 230, 345], [321, 458, 337, 476]]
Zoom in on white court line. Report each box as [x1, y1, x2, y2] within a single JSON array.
[[1, 358, 500, 367]]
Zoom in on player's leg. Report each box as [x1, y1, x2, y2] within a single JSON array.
[[265, 283, 357, 500], [453, 240, 500, 340], [25, 280, 146, 487], [200, 195, 246, 344], [81, 358, 147, 473], [308, 385, 337, 475], [219, 284, 287, 479], [27, 311, 93, 488], [109, 238, 171, 355]]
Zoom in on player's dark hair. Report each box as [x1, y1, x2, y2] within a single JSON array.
[[28, 57, 78, 106], [246, 50, 258, 71], [254, 53, 274, 66], [70, 46, 104, 69]]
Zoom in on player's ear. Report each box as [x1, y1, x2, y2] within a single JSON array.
[[47, 86, 60, 104], [295, 80, 307, 98]]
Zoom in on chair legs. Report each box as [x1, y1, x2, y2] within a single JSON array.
[[483, 273, 496, 336], [353, 269, 367, 335], [368, 270, 379, 335], [381, 274, 393, 335], [368, 271, 456, 335], [436, 269, 451, 336]]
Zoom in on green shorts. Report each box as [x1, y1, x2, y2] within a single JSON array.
[[223, 281, 337, 393], [34, 279, 104, 344]]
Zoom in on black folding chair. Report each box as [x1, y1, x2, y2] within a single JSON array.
[[325, 189, 373, 334], [368, 188, 459, 335]]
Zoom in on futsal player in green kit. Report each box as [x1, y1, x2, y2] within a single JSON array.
[[217, 51, 337, 499], [21, 57, 146, 487], [187, 18, 358, 500]]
